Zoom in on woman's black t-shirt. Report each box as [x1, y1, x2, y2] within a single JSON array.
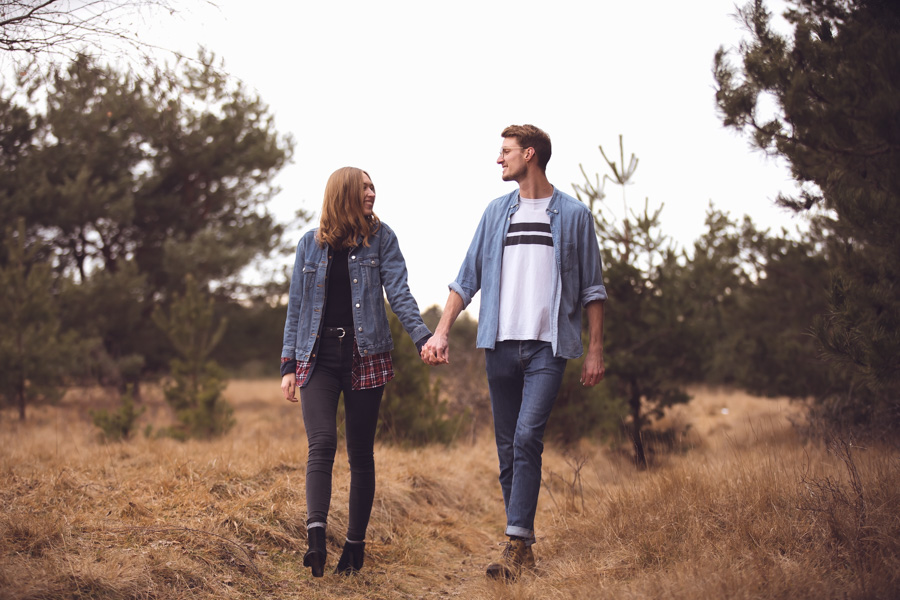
[[324, 246, 353, 328]]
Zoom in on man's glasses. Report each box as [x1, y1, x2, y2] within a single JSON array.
[[498, 147, 524, 158]]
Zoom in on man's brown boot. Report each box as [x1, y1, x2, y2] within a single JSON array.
[[485, 537, 533, 580], [521, 542, 536, 570]]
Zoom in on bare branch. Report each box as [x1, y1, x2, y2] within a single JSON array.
[[0, 0, 61, 29], [1, 1, 216, 75]]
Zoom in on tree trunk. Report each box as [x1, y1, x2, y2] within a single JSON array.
[[17, 382, 25, 421], [630, 388, 647, 469], [15, 331, 26, 420]]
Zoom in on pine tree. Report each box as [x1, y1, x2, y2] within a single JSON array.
[[574, 137, 692, 468], [714, 0, 900, 432], [686, 208, 836, 399], [152, 275, 233, 439], [0, 51, 295, 384], [0, 219, 74, 419]]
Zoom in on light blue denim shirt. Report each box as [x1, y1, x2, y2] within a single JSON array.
[[282, 222, 431, 361], [450, 187, 607, 359]]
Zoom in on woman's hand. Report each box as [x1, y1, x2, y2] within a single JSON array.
[[281, 373, 298, 402]]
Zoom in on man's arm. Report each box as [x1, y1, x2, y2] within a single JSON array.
[[580, 300, 605, 386], [421, 290, 466, 365]]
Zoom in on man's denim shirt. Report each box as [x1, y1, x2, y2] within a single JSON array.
[[282, 222, 431, 362], [450, 187, 607, 359]]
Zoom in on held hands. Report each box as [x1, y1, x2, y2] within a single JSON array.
[[420, 334, 449, 366], [580, 349, 606, 387], [281, 373, 298, 403]]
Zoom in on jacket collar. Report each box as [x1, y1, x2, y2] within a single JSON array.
[[506, 186, 560, 212]]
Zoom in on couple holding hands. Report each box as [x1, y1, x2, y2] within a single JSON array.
[[280, 124, 607, 581]]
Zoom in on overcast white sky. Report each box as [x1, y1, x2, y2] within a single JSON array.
[[143, 0, 802, 313]]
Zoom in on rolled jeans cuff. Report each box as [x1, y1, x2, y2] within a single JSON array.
[[505, 525, 535, 545]]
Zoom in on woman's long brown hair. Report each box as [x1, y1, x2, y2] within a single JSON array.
[[316, 167, 381, 249]]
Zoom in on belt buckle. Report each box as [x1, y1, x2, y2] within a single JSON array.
[[335, 327, 346, 339]]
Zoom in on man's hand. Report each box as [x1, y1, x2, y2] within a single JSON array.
[[421, 290, 465, 366], [421, 334, 450, 366], [281, 373, 298, 402], [581, 300, 605, 387], [580, 349, 605, 387]]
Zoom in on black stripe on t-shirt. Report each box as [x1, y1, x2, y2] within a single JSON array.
[[505, 235, 554, 247], [508, 222, 551, 234]]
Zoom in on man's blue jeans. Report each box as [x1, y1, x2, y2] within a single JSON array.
[[485, 340, 567, 542]]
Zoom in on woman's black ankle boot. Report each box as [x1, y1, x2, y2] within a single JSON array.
[[334, 540, 365, 575], [303, 526, 327, 577]]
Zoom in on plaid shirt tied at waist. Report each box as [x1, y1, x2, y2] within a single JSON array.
[[281, 341, 394, 391]]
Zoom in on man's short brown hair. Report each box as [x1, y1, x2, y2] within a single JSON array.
[[501, 124, 552, 171]]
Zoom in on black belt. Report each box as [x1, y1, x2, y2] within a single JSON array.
[[322, 326, 351, 339]]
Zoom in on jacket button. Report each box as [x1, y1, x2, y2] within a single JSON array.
[[358, 327, 363, 332], [355, 303, 360, 308], [353, 279, 358, 283], [351, 255, 356, 260]]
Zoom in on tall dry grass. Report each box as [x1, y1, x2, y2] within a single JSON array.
[[1, 383, 898, 599]]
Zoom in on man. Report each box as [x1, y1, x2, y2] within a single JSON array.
[[421, 124, 606, 580]]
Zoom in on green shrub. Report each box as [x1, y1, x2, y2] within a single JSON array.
[[90, 387, 145, 441], [377, 309, 466, 446], [159, 358, 233, 440], [546, 355, 626, 447]]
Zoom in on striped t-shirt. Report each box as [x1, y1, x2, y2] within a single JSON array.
[[497, 196, 556, 342]]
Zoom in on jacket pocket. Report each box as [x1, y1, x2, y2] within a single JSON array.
[[559, 242, 576, 273], [360, 256, 381, 289]]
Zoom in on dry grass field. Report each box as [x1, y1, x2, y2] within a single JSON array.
[[2, 382, 899, 599]]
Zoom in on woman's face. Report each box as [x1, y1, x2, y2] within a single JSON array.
[[361, 173, 376, 216]]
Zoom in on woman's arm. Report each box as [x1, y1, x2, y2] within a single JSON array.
[[281, 235, 309, 358], [281, 235, 310, 400], [378, 226, 431, 344]]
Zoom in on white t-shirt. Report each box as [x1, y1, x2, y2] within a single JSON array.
[[497, 196, 556, 342]]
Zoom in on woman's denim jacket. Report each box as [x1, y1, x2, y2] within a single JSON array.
[[281, 222, 431, 362], [449, 187, 607, 359]]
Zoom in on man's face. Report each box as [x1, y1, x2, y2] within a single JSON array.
[[497, 138, 527, 182]]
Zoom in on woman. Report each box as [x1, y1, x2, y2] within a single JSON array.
[[280, 167, 431, 577]]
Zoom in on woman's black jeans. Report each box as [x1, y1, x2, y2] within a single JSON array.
[[299, 333, 383, 542]]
